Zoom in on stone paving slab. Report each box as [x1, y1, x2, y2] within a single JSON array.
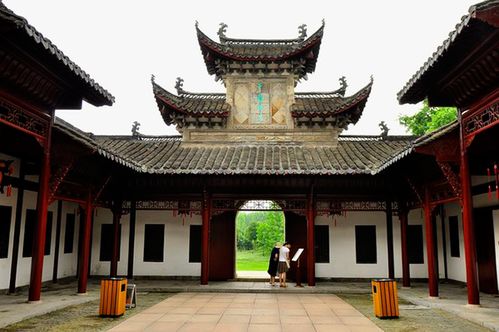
[[108, 292, 382, 332]]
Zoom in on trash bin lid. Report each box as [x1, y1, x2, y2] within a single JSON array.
[[372, 278, 394, 282], [102, 277, 127, 281]]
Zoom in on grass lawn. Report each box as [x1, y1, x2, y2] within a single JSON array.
[[236, 250, 268, 271]]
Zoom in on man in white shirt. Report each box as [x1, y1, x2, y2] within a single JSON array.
[[278, 242, 291, 287]]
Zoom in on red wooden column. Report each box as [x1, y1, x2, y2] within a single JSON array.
[[201, 190, 211, 285], [306, 186, 315, 286], [28, 122, 52, 302], [399, 204, 410, 287], [110, 202, 122, 277], [386, 200, 394, 279], [459, 119, 480, 305], [424, 188, 438, 297], [77, 193, 93, 294]]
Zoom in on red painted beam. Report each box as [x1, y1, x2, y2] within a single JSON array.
[[77, 193, 93, 294], [306, 187, 315, 286], [110, 205, 122, 277], [459, 119, 480, 305], [28, 124, 52, 302], [424, 187, 438, 297], [201, 190, 210, 285], [399, 206, 410, 287]]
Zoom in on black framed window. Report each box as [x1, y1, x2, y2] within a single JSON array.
[[99, 224, 121, 261], [314, 225, 330, 263], [449, 216, 460, 257], [22, 209, 52, 257], [44, 211, 53, 255], [0, 206, 12, 258], [189, 225, 201, 263], [355, 225, 377, 264], [144, 224, 164, 262], [22, 209, 36, 257], [407, 225, 424, 264], [63, 213, 75, 254]]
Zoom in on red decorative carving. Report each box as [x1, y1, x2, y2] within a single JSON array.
[[436, 161, 462, 198], [0, 98, 49, 139], [463, 101, 498, 138], [406, 177, 423, 204], [49, 158, 75, 203]]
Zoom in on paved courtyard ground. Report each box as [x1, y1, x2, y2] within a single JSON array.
[[0, 279, 497, 331], [109, 292, 381, 332]]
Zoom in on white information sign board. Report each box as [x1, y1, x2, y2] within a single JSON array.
[[292, 248, 304, 262]]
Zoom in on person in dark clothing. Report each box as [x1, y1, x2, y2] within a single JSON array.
[[267, 242, 281, 286]]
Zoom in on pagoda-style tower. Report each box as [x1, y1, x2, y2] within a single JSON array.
[[152, 22, 372, 146]]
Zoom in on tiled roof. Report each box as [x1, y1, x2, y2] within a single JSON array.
[[153, 81, 229, 117], [397, 0, 498, 105], [152, 77, 372, 129], [92, 135, 413, 176], [197, 23, 324, 78], [292, 79, 373, 127], [0, 2, 114, 106]]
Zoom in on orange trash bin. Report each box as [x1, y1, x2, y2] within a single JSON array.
[[99, 277, 127, 317], [371, 279, 399, 318]]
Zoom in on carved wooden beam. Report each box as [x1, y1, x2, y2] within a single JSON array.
[[405, 177, 423, 204], [92, 175, 112, 205], [436, 161, 462, 198], [48, 158, 75, 204]]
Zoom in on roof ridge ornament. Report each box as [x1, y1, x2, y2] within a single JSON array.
[[298, 24, 307, 40], [379, 121, 389, 139], [131, 121, 141, 138], [175, 77, 185, 95], [339, 76, 347, 95], [218, 22, 228, 42], [322, 18, 326, 27]]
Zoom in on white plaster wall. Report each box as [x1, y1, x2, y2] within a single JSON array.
[[315, 211, 390, 278], [493, 209, 499, 291], [392, 209, 431, 279], [442, 203, 466, 283], [133, 210, 201, 276], [90, 208, 129, 276], [90, 208, 202, 277], [56, 202, 80, 279]]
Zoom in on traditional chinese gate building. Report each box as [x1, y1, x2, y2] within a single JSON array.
[[0, 1, 498, 306]]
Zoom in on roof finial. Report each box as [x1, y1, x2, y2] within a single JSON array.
[[151, 74, 155, 83], [175, 77, 185, 94], [218, 22, 228, 40], [322, 18, 326, 27], [339, 76, 347, 90], [370, 74, 374, 83], [131, 121, 141, 138], [298, 24, 307, 40], [195, 20, 199, 28], [379, 121, 389, 139]]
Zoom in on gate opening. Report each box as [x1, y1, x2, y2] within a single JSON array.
[[235, 200, 285, 278]]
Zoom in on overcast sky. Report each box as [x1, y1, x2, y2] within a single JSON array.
[[6, 0, 477, 136]]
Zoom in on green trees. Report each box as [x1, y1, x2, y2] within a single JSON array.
[[236, 210, 285, 255], [399, 100, 457, 135]]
